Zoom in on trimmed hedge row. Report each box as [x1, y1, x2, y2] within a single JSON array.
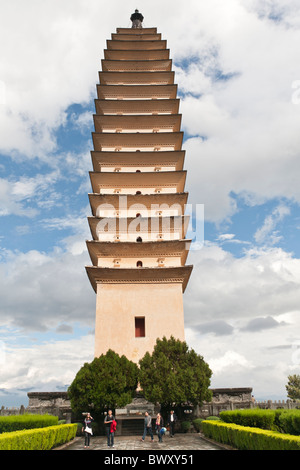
[[278, 410, 300, 436], [0, 423, 77, 450], [0, 414, 59, 433], [220, 409, 300, 435], [201, 420, 300, 450], [220, 409, 275, 430]]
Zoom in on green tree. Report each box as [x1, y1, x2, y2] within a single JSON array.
[[139, 336, 212, 414], [68, 349, 139, 418], [286, 374, 300, 400]]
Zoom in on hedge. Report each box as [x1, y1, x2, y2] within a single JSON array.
[[201, 420, 300, 450], [278, 410, 300, 436], [219, 409, 275, 430], [220, 409, 300, 435], [0, 423, 77, 450], [0, 414, 59, 433], [193, 417, 220, 433]]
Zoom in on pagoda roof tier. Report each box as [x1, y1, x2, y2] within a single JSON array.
[[93, 114, 182, 133], [97, 84, 177, 100], [86, 265, 193, 293], [86, 239, 191, 266], [111, 33, 162, 41], [87, 215, 190, 241], [95, 99, 179, 115], [116, 28, 158, 35], [88, 192, 189, 217], [89, 170, 187, 194], [92, 132, 183, 151], [107, 40, 167, 51], [101, 59, 172, 73], [104, 49, 170, 61], [90, 150, 185, 172], [99, 71, 174, 86]]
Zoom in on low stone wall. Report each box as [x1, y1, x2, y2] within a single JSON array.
[[4, 388, 298, 422], [196, 388, 253, 418], [0, 405, 26, 416], [0, 392, 72, 422]]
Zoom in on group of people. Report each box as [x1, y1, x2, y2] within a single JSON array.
[[82, 410, 116, 448], [82, 409, 178, 448], [142, 410, 177, 443]]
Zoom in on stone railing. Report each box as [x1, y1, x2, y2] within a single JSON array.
[[254, 399, 300, 410], [0, 405, 26, 416], [0, 392, 72, 422]]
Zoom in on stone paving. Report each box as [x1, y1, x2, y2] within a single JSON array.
[[60, 433, 225, 451]]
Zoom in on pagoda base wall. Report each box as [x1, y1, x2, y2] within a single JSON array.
[[94, 282, 185, 363]]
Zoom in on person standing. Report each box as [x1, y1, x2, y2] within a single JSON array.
[[155, 412, 164, 442], [104, 409, 115, 447], [141, 411, 154, 442], [130, 9, 144, 28], [167, 410, 177, 437], [82, 412, 94, 448]]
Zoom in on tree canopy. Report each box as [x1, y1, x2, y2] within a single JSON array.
[[68, 349, 139, 417], [138, 336, 212, 411], [286, 374, 300, 400]]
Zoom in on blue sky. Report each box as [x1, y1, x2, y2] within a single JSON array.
[[1, 0, 300, 407]]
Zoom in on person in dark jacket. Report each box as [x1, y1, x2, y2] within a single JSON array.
[[82, 412, 94, 448], [130, 9, 144, 28], [167, 410, 177, 437], [104, 409, 115, 447]]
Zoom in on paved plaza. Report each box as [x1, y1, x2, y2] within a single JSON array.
[[58, 433, 226, 451]]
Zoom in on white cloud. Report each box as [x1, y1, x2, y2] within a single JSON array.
[[254, 204, 291, 244], [184, 243, 300, 397], [0, 171, 60, 217], [186, 243, 300, 325], [209, 350, 254, 375], [0, 247, 94, 332], [0, 333, 94, 393]]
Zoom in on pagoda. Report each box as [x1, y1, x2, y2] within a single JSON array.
[[86, 20, 193, 363]]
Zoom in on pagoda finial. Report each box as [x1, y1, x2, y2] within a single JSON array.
[[130, 9, 144, 29]]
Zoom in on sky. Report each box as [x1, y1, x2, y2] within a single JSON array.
[[0, 0, 300, 407]]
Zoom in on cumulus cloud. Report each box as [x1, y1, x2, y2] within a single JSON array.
[[195, 320, 234, 336], [184, 243, 300, 397], [254, 204, 291, 245], [185, 243, 300, 325], [0, 247, 94, 332], [0, 171, 60, 217], [241, 316, 287, 332], [0, 333, 94, 395]]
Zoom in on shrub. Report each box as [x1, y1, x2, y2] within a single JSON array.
[[201, 420, 300, 450], [0, 414, 58, 433], [0, 423, 77, 450], [220, 409, 275, 430], [278, 410, 300, 435], [193, 418, 203, 433], [181, 421, 191, 433]]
